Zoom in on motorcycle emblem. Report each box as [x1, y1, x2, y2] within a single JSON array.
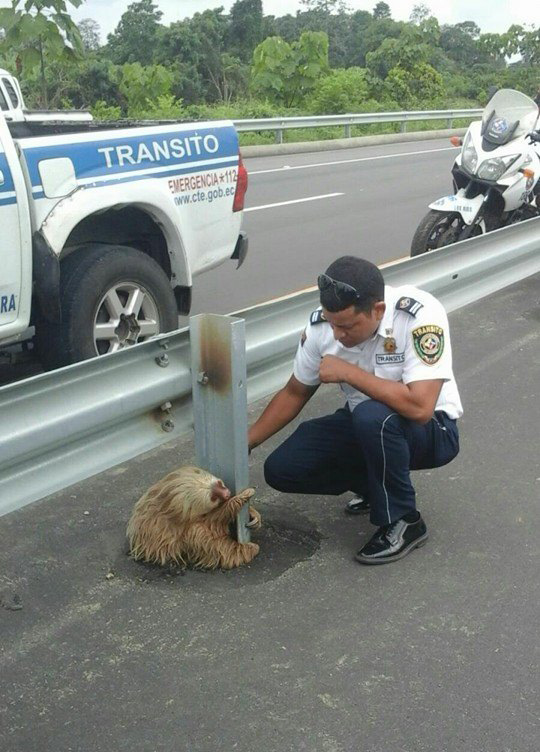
[[491, 117, 508, 134]]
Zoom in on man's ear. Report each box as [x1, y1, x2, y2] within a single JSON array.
[[373, 301, 386, 321]]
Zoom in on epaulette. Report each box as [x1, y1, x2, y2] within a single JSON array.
[[310, 309, 327, 325], [395, 297, 424, 317]]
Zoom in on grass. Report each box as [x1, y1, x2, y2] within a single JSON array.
[[238, 117, 476, 147]]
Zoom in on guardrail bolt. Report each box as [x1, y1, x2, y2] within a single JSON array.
[[155, 354, 169, 368], [197, 371, 209, 385], [161, 418, 175, 432]]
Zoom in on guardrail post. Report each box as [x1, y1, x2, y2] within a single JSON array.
[[190, 314, 251, 543], [344, 124, 351, 138], [400, 121, 407, 133], [275, 128, 283, 144], [446, 117, 453, 128]]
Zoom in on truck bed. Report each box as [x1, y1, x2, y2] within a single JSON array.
[[8, 117, 197, 139]]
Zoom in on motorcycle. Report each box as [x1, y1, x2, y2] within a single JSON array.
[[411, 88, 540, 256]]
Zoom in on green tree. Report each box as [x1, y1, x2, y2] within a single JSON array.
[[455, 21, 480, 39], [373, 2, 391, 20], [251, 31, 329, 106], [354, 17, 403, 66], [409, 4, 431, 24], [366, 24, 435, 79], [384, 61, 443, 106], [116, 62, 173, 115], [0, 0, 83, 106], [308, 67, 369, 113], [189, 9, 247, 102], [78, 18, 100, 51], [106, 0, 163, 65], [154, 20, 205, 104], [440, 23, 487, 67], [272, 14, 299, 42], [229, 0, 263, 62]]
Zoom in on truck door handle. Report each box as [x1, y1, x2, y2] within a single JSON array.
[[0, 170, 4, 185]]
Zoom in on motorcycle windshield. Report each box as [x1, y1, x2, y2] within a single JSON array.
[[481, 89, 538, 146]]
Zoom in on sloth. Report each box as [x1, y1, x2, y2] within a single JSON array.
[[127, 465, 261, 570]]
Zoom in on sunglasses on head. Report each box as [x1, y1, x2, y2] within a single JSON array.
[[317, 273, 361, 304]]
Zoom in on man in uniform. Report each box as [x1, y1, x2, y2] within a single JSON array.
[[248, 256, 463, 565]]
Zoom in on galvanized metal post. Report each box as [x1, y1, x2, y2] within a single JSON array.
[[190, 314, 251, 543], [400, 121, 407, 133], [344, 124, 351, 138], [275, 128, 283, 144], [446, 117, 453, 128]]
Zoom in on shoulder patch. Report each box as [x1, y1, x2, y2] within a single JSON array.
[[310, 309, 327, 325], [412, 325, 445, 365], [396, 297, 424, 317]]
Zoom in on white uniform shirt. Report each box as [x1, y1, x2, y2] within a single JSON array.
[[293, 284, 463, 419]]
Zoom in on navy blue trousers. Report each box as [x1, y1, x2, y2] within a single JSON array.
[[264, 400, 460, 527]]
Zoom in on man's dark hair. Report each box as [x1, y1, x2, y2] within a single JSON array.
[[320, 256, 385, 313]]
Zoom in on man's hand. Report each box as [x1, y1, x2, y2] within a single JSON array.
[[319, 355, 354, 384]]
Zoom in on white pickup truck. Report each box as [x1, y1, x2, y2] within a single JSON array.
[[0, 69, 248, 369]]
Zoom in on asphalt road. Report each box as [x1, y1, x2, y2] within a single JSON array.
[[191, 137, 459, 315], [1, 274, 539, 752]]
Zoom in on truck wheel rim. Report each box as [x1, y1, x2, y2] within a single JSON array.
[[93, 282, 160, 355]]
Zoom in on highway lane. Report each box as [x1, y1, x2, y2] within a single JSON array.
[[0, 137, 460, 385], [191, 137, 460, 315]]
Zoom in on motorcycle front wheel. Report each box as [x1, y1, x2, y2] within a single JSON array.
[[410, 210, 484, 257]]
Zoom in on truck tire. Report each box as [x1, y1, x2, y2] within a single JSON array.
[[35, 244, 179, 370]]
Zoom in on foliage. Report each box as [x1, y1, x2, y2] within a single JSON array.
[[384, 62, 444, 106], [90, 100, 122, 120], [106, 0, 163, 66], [228, 0, 263, 62], [251, 31, 329, 106], [0, 0, 538, 140], [373, 2, 391, 20], [308, 67, 369, 113], [78, 18, 100, 51], [0, 0, 84, 107], [115, 62, 173, 116]]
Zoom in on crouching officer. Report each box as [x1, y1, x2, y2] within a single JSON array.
[[248, 256, 463, 565]]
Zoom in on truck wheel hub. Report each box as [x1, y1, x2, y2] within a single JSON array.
[[93, 282, 160, 355]]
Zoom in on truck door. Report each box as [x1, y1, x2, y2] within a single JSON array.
[[0, 111, 31, 336]]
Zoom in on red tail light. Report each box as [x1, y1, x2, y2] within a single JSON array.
[[233, 152, 248, 212]]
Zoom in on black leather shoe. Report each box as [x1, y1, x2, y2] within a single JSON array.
[[355, 515, 428, 565], [344, 496, 370, 515]]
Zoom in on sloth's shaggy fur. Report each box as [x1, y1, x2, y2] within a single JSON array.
[[127, 466, 261, 569]]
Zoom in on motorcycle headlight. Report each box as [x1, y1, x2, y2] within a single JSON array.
[[477, 154, 520, 182], [461, 133, 478, 174]]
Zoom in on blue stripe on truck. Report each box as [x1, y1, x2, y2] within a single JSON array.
[[21, 125, 239, 188]]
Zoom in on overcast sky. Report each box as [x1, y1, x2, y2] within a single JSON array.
[[65, 0, 539, 43]]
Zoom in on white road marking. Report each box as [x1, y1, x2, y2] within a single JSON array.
[[249, 146, 458, 175], [244, 192, 344, 212]]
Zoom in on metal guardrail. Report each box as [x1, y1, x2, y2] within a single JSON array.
[[1, 217, 539, 517], [234, 109, 483, 143]]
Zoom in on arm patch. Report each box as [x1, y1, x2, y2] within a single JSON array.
[[310, 309, 327, 325], [396, 297, 424, 317]]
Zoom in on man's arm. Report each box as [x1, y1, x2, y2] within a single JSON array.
[[319, 356, 442, 424], [248, 375, 319, 450]]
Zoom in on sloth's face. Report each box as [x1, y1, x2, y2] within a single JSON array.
[[210, 478, 231, 505]]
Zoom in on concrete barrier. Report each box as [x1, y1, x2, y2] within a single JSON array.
[[241, 127, 466, 158]]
